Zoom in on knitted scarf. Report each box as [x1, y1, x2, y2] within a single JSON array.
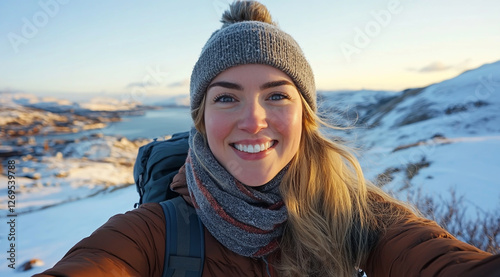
[[185, 128, 288, 257]]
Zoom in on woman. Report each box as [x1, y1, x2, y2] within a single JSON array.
[[36, 1, 499, 276]]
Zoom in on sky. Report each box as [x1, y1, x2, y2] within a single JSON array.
[[1, 0, 499, 102]]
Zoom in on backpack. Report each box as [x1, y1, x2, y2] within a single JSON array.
[[133, 131, 204, 277], [134, 131, 189, 206]]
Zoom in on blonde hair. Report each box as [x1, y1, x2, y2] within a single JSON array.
[[277, 95, 417, 276]]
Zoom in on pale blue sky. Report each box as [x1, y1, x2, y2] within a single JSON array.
[[1, 0, 499, 101]]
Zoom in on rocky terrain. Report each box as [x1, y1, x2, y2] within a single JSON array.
[[0, 93, 161, 213], [0, 93, 152, 142]]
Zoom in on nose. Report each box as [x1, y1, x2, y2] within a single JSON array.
[[237, 100, 268, 134]]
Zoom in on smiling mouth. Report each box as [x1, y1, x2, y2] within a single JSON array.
[[231, 140, 276, 153]]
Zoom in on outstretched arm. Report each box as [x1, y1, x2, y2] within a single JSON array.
[[363, 217, 500, 277], [33, 203, 166, 277]]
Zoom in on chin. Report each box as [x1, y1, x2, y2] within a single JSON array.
[[237, 173, 275, 187]]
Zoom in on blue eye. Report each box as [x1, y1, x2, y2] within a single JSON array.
[[269, 93, 290, 101], [214, 94, 236, 103]]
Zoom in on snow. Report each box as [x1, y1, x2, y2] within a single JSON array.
[[0, 136, 148, 214], [1, 186, 138, 276], [321, 61, 500, 218], [1, 61, 499, 275], [361, 136, 500, 212], [409, 138, 500, 209]]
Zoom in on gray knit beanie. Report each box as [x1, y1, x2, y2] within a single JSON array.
[[190, 1, 316, 115]]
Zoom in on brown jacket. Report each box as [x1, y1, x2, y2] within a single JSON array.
[[35, 166, 500, 276]]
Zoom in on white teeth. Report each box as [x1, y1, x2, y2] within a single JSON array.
[[234, 141, 274, 153], [254, 144, 260, 152]]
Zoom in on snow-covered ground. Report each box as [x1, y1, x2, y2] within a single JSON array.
[[0, 135, 150, 214], [1, 61, 499, 275], [1, 185, 138, 275]]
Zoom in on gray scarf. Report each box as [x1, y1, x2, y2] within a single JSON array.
[[185, 128, 288, 257]]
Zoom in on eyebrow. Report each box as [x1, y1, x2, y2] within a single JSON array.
[[207, 80, 296, 91], [207, 81, 243, 90], [260, 80, 296, 90]]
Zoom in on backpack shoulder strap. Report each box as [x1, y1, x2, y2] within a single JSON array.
[[160, 197, 205, 277]]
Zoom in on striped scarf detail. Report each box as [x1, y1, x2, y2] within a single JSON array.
[[185, 128, 288, 257]]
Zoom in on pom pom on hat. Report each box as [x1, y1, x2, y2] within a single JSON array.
[[220, 0, 275, 27]]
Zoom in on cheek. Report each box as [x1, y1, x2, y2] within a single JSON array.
[[205, 110, 230, 148], [272, 106, 302, 138]]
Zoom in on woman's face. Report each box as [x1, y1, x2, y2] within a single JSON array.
[[204, 64, 303, 187]]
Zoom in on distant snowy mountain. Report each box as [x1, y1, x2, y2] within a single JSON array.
[[141, 94, 190, 107], [0, 92, 142, 112], [78, 96, 140, 111]]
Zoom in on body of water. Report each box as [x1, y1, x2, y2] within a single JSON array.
[[30, 107, 193, 142], [102, 107, 193, 140]]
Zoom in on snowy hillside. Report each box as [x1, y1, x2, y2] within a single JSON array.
[[0, 61, 499, 275], [320, 61, 500, 214]]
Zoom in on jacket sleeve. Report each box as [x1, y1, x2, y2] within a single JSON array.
[[33, 203, 166, 277], [363, 216, 500, 277]]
